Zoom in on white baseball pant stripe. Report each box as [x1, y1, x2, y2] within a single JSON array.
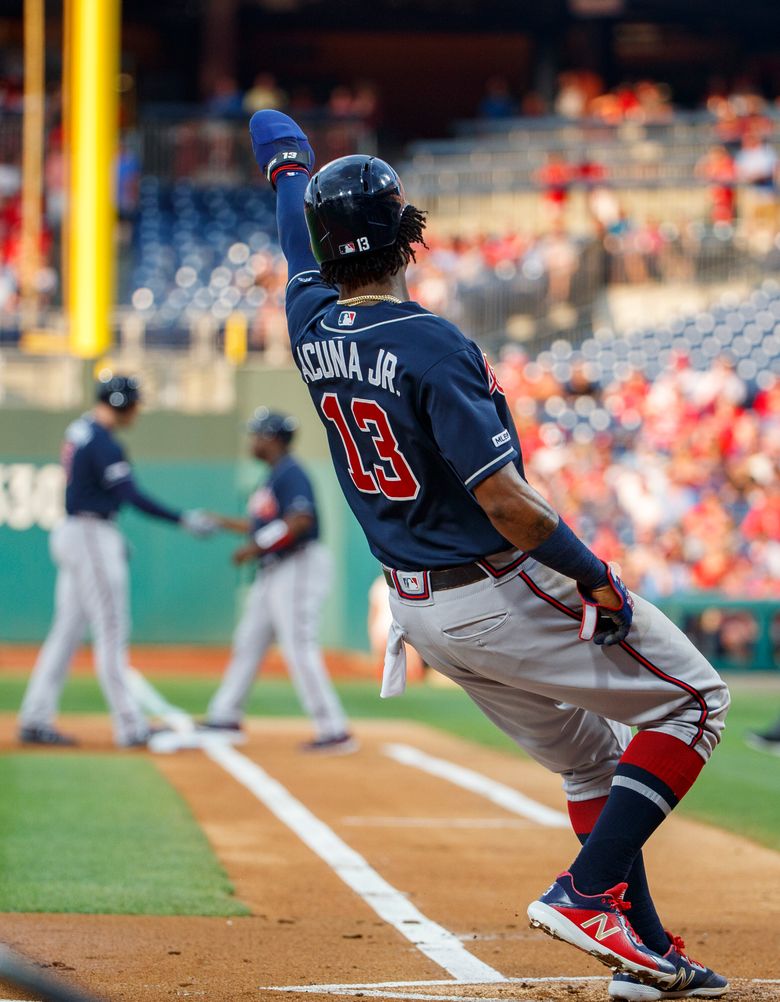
[[208, 542, 349, 738], [19, 517, 148, 745], [388, 556, 729, 801]]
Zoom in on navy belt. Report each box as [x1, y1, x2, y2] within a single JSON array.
[[71, 511, 116, 522]]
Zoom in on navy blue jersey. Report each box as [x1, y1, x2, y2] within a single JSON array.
[[62, 416, 133, 517], [285, 271, 524, 570], [248, 453, 319, 561]]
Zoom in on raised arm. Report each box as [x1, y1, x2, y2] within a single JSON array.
[[249, 110, 317, 279]]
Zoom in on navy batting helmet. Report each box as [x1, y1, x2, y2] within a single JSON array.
[[304, 155, 406, 265], [96, 373, 141, 411], [247, 407, 298, 443]]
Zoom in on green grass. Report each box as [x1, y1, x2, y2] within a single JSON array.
[[0, 754, 248, 915], [0, 674, 778, 852], [681, 690, 780, 850]]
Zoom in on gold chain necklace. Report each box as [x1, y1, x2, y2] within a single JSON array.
[[336, 294, 403, 306]]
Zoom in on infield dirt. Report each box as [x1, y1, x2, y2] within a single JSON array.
[[1, 716, 778, 1002]]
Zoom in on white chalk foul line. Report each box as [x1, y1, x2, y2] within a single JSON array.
[[205, 743, 504, 984], [341, 817, 535, 830], [382, 744, 568, 828]]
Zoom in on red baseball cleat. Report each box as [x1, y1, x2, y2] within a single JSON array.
[[527, 872, 677, 986]]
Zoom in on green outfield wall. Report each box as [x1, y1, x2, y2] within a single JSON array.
[[0, 366, 379, 650]]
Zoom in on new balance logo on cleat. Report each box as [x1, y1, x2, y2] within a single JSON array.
[[581, 913, 623, 941], [667, 969, 697, 992]]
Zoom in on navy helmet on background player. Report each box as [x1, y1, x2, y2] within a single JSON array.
[[247, 407, 298, 444], [303, 155, 407, 265], [96, 373, 141, 412]]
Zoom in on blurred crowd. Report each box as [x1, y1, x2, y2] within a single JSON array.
[[205, 73, 381, 128], [493, 350, 780, 603], [534, 134, 778, 233], [478, 71, 780, 128]]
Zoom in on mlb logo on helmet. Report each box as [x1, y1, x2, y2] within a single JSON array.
[[338, 311, 357, 327], [339, 242, 356, 255]]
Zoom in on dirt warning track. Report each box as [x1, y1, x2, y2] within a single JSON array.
[[1, 718, 779, 1001]]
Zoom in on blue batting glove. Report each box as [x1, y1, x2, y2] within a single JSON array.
[[248, 110, 315, 188]]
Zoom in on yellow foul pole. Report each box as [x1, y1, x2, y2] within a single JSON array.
[[67, 0, 120, 358], [20, 0, 45, 326]]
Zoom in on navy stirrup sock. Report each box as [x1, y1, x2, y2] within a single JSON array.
[[566, 731, 707, 953], [569, 798, 669, 956]]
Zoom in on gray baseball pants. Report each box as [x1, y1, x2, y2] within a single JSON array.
[[207, 542, 349, 738], [19, 517, 149, 745], [388, 555, 729, 801]]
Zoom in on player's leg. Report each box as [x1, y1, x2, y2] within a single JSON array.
[[205, 572, 275, 726], [75, 519, 149, 745], [389, 564, 728, 982], [508, 560, 729, 895], [273, 544, 351, 742], [18, 523, 88, 739], [443, 665, 721, 993], [406, 654, 669, 951]]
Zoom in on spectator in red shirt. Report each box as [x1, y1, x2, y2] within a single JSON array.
[[695, 145, 737, 224], [534, 152, 573, 224], [742, 485, 780, 541]]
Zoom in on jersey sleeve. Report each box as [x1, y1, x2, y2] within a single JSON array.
[[274, 465, 316, 517], [285, 270, 338, 349], [419, 347, 519, 491], [92, 435, 132, 490], [275, 169, 339, 347]]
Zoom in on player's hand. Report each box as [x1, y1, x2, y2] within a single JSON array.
[[232, 542, 261, 565], [181, 509, 219, 538], [577, 562, 634, 646], [249, 110, 315, 189]]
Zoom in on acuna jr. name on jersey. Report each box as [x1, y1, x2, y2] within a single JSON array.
[[296, 340, 398, 394]]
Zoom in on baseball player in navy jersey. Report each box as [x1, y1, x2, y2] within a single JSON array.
[[200, 407, 355, 753], [18, 374, 217, 749], [246, 112, 732, 1000]]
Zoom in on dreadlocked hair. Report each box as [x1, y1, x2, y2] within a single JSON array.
[[321, 204, 428, 289]]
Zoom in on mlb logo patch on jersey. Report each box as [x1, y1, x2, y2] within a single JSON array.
[[492, 429, 511, 447], [338, 311, 357, 327], [339, 242, 357, 255]]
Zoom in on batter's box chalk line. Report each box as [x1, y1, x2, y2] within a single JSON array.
[[259, 978, 780, 1001], [258, 977, 609, 1001]]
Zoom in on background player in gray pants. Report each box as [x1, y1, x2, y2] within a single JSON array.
[[18, 374, 217, 748], [201, 407, 355, 753]]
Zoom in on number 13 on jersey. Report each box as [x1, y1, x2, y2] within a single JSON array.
[[320, 392, 420, 501]]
